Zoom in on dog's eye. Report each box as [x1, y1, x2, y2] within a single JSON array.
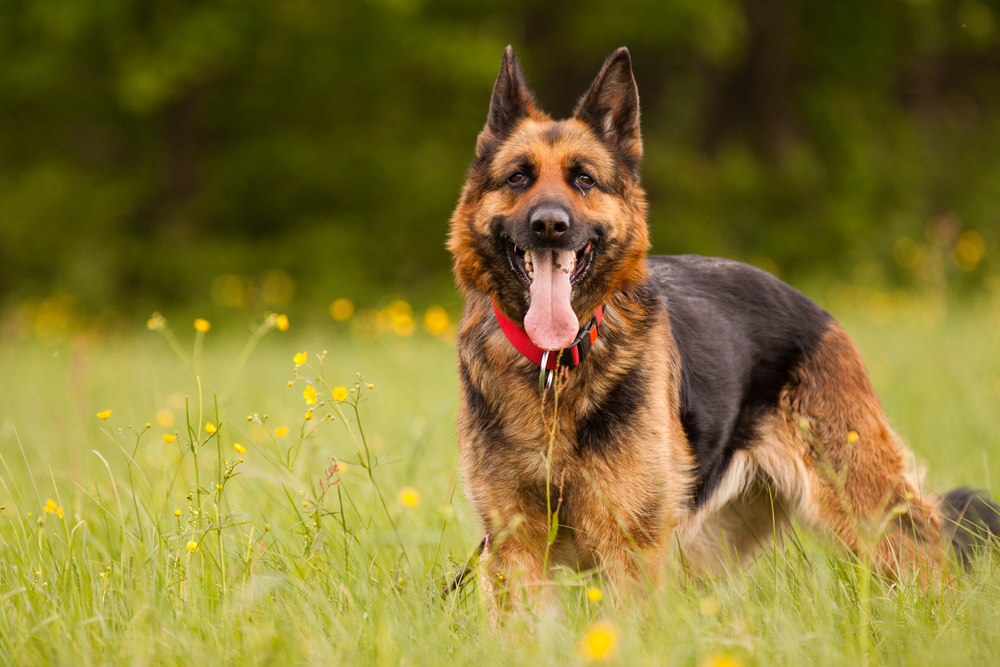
[[507, 172, 527, 186], [576, 173, 595, 189]]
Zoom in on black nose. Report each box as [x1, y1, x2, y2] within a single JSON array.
[[530, 206, 570, 241]]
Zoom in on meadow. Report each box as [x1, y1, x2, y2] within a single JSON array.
[[1, 296, 999, 666]]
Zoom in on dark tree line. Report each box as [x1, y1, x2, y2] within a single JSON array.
[[1, 0, 998, 313]]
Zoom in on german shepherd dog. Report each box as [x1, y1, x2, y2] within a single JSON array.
[[448, 46, 998, 611]]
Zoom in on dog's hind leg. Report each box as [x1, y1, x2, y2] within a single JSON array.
[[767, 323, 948, 583]]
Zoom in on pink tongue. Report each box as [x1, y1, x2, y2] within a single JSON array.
[[524, 249, 578, 351]]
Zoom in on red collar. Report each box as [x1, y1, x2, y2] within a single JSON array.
[[491, 298, 604, 370]]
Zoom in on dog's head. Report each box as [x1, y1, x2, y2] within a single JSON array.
[[449, 46, 649, 351]]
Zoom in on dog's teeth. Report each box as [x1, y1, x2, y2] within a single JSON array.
[[524, 250, 531, 265]]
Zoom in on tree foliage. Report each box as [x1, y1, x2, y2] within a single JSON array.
[[1, 0, 998, 311]]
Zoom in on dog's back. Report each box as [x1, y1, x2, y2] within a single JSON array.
[[649, 255, 832, 505]]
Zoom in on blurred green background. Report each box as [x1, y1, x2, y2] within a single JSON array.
[[2, 0, 999, 336]]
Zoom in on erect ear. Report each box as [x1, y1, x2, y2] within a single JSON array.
[[574, 47, 642, 171], [476, 46, 541, 158]]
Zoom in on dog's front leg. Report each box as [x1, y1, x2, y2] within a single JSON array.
[[479, 535, 554, 631]]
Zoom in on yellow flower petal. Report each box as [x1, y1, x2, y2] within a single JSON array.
[[398, 487, 421, 508], [293, 351, 307, 366], [205, 422, 217, 434], [698, 654, 743, 667], [276, 314, 290, 331], [332, 386, 348, 402], [275, 426, 289, 437], [234, 443, 246, 454], [96, 410, 111, 420], [303, 386, 317, 405], [174, 509, 182, 517], [847, 431, 859, 444], [580, 621, 618, 661], [163, 434, 177, 444], [304, 410, 313, 420], [194, 318, 211, 333], [186, 541, 198, 553], [587, 587, 603, 602]]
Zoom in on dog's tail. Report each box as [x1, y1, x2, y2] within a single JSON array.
[[941, 487, 1000, 569]]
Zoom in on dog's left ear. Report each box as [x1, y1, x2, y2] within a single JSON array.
[[574, 47, 642, 171]]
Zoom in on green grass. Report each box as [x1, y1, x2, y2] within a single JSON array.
[[1, 305, 999, 666]]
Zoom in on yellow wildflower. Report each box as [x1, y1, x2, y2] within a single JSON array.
[[698, 654, 743, 667], [186, 541, 198, 553], [174, 509, 182, 517], [329, 298, 355, 321], [163, 434, 177, 444], [423, 305, 450, 335], [847, 431, 859, 444], [234, 443, 246, 454], [303, 385, 317, 405], [276, 314, 290, 331], [286, 381, 293, 387], [580, 621, 617, 661], [587, 587, 603, 602], [293, 351, 307, 366], [205, 422, 217, 434], [332, 386, 348, 402], [305, 410, 313, 420], [302, 501, 308, 508], [156, 408, 175, 428], [275, 426, 289, 437], [194, 318, 211, 333], [398, 487, 421, 509], [216, 484, 222, 490], [96, 410, 111, 420], [337, 462, 349, 474], [44, 499, 63, 519]]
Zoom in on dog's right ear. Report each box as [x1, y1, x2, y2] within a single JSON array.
[[476, 46, 540, 158]]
